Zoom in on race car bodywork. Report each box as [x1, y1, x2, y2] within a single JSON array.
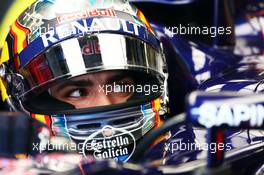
[[134, 0, 264, 174]]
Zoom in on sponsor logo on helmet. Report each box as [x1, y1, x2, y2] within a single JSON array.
[[82, 125, 136, 162], [57, 8, 116, 24], [41, 17, 145, 47]]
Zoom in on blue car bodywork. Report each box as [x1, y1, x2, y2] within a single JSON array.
[[127, 0, 264, 174]]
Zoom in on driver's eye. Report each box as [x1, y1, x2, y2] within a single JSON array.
[[67, 89, 87, 98]]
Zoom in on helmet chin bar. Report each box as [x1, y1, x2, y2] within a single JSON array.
[[50, 100, 160, 141]]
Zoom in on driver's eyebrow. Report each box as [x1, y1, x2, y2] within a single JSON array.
[[56, 79, 93, 90]]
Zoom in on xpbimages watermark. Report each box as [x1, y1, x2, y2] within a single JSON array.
[[98, 83, 165, 96], [164, 24, 232, 38], [165, 139, 232, 154]]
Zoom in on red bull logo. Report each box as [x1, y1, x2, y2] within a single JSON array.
[[57, 8, 116, 24]]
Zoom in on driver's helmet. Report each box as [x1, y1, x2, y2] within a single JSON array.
[[0, 0, 168, 161]]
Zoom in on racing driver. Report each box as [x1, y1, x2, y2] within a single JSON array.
[[0, 0, 169, 162]]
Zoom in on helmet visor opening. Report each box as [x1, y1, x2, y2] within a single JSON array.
[[22, 70, 164, 114]]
